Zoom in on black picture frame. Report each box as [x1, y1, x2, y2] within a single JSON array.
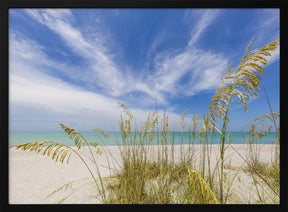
[[1, 0, 287, 211]]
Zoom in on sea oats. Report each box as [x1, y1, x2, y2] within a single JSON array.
[[201, 39, 279, 203], [187, 167, 219, 204], [118, 102, 135, 121], [177, 109, 188, 133], [10, 140, 73, 164], [93, 128, 109, 139]]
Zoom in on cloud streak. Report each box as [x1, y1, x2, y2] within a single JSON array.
[[153, 48, 228, 95], [25, 9, 126, 96], [187, 9, 220, 47], [24, 9, 166, 104], [9, 63, 183, 131], [9, 27, 179, 131], [150, 9, 228, 97]]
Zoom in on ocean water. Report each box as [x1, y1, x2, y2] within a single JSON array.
[[9, 131, 278, 147]]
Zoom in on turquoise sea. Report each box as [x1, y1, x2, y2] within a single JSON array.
[[9, 132, 278, 146]]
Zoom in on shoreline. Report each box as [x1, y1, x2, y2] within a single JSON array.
[[9, 131, 278, 147]]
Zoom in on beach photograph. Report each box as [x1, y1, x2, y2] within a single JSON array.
[[9, 8, 280, 205]]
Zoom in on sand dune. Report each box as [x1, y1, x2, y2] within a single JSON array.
[[9, 144, 279, 204]]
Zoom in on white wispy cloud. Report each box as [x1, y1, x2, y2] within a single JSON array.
[[9, 33, 121, 117], [24, 8, 227, 103], [9, 31, 47, 64], [186, 9, 220, 47], [10, 31, 88, 84], [25, 9, 126, 96], [9, 64, 182, 131], [10, 26, 119, 131], [259, 9, 280, 64], [153, 48, 228, 95], [24, 9, 168, 104], [243, 9, 279, 64], [267, 48, 280, 64], [150, 9, 228, 97], [256, 9, 279, 43], [9, 28, 179, 131]]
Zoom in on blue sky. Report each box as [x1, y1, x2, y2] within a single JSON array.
[[9, 9, 280, 132]]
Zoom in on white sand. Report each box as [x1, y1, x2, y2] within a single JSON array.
[[9, 144, 279, 204]]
